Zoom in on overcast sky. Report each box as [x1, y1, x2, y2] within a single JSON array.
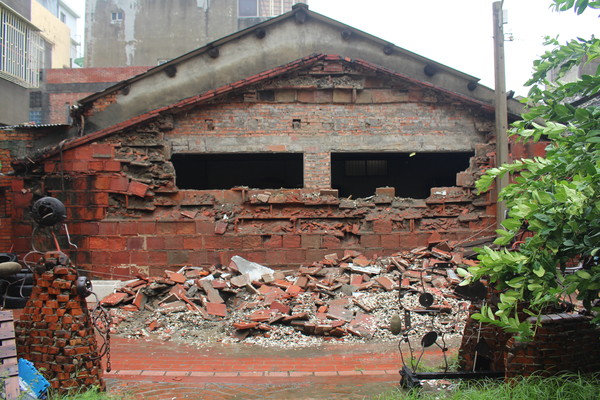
[[64, 0, 598, 96]]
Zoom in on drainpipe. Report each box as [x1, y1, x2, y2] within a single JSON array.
[[493, 1, 509, 227]]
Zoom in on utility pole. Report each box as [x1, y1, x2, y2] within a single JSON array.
[[493, 1, 509, 228]]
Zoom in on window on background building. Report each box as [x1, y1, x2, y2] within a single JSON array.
[[29, 110, 42, 125], [172, 153, 303, 190], [111, 11, 123, 21], [29, 91, 42, 108], [60, 12, 66, 23], [239, 0, 258, 17], [0, 5, 44, 88]]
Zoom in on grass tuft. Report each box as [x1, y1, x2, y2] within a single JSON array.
[[374, 373, 600, 400]]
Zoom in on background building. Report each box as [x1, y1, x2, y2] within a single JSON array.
[[85, 0, 307, 67], [0, 1, 45, 125], [33, 1, 81, 68]]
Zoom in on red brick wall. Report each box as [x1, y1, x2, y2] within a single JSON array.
[[304, 152, 330, 189], [45, 67, 150, 85], [8, 132, 496, 279], [45, 67, 151, 124], [9, 62, 500, 279], [0, 129, 43, 252], [505, 314, 600, 377], [459, 311, 600, 376]]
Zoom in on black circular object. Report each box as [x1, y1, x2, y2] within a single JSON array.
[[77, 276, 93, 297], [0, 253, 17, 263], [7, 283, 33, 297], [419, 292, 434, 307], [6, 272, 34, 285], [2, 295, 29, 309], [421, 331, 438, 348], [31, 197, 67, 226]]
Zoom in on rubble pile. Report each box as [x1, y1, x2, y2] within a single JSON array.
[[99, 241, 476, 348]]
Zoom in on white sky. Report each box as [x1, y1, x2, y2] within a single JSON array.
[[63, 0, 598, 96]]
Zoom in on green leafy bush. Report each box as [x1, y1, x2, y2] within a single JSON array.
[[466, 0, 600, 340]]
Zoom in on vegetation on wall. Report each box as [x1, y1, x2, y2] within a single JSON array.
[[461, 0, 600, 340]]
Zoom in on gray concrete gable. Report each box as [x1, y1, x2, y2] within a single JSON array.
[[77, 5, 520, 135]]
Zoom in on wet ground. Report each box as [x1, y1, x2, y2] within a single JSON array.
[[102, 336, 458, 399]]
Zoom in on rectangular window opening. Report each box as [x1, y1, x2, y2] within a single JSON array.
[[332, 152, 473, 199], [239, 0, 258, 17], [172, 153, 303, 190], [29, 91, 42, 108], [0, 5, 44, 88]]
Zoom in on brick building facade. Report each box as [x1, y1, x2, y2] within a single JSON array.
[[2, 5, 525, 279]]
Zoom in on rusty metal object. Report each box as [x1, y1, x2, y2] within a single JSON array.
[[31, 197, 66, 226]]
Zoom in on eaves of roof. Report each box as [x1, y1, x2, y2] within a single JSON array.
[[13, 53, 507, 167]]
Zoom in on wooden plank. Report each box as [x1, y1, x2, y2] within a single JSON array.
[[0, 310, 20, 400], [0, 310, 14, 322], [0, 323, 16, 340], [3, 376, 21, 400], [0, 344, 16, 359], [1, 362, 19, 375]]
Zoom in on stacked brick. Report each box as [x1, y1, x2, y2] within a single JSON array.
[[459, 309, 600, 377], [458, 306, 512, 372], [505, 314, 600, 377], [15, 266, 104, 393]]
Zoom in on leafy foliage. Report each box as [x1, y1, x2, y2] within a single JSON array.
[[552, 0, 600, 15], [466, 1, 600, 340]]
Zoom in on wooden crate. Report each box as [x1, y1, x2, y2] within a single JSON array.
[[0, 310, 19, 400]]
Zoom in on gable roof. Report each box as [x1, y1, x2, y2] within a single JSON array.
[[15, 53, 503, 167], [74, 4, 522, 135]]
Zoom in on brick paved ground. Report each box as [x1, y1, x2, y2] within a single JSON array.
[[102, 336, 457, 399]]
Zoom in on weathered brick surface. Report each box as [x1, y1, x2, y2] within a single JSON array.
[[15, 267, 104, 393], [2, 57, 549, 279], [459, 308, 600, 377]]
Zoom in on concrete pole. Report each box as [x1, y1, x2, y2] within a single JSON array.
[[493, 1, 509, 227]]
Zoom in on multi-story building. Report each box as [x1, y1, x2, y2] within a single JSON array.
[[0, 1, 45, 125], [33, 1, 81, 68], [85, 0, 307, 67]]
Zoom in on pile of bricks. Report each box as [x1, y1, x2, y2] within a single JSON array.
[[15, 267, 104, 393], [100, 239, 474, 342]]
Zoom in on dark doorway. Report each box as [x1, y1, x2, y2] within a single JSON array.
[[172, 153, 303, 190], [331, 152, 473, 198]]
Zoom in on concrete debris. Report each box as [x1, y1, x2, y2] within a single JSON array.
[[101, 240, 474, 348], [231, 255, 275, 282]]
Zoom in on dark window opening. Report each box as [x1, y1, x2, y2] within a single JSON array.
[[332, 152, 473, 199], [173, 153, 303, 190], [29, 91, 42, 108], [239, 0, 258, 17], [258, 90, 275, 101]]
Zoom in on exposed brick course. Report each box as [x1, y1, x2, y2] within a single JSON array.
[[15, 266, 104, 393], [2, 56, 544, 279]]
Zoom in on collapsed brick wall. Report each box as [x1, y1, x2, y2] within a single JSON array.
[[9, 128, 498, 279], [8, 60, 511, 278]]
